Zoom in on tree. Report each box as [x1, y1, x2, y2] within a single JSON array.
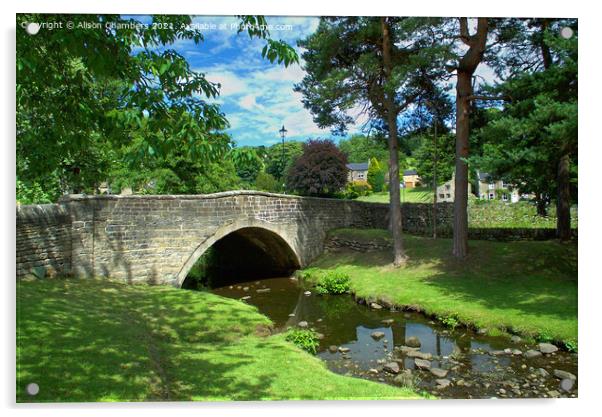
[[451, 17, 489, 259], [16, 14, 297, 202], [295, 17, 451, 266], [230, 147, 264, 183], [474, 25, 577, 236], [367, 157, 385, 192], [338, 134, 388, 164], [471, 18, 577, 240], [255, 171, 281, 193], [414, 131, 455, 186], [285, 139, 348, 197], [265, 141, 303, 180]]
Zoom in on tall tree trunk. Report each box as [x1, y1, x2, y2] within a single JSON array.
[[452, 17, 488, 259], [536, 193, 548, 217], [381, 17, 406, 266], [539, 19, 553, 70], [453, 71, 471, 258], [433, 119, 438, 239], [556, 153, 571, 241]]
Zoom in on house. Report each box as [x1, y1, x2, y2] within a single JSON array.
[[402, 169, 421, 188], [346, 162, 370, 183], [476, 171, 520, 203], [436, 171, 471, 202]]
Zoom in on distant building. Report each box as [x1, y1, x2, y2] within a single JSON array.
[[346, 162, 370, 183], [402, 169, 421, 189], [476, 171, 520, 203], [436, 172, 471, 202]]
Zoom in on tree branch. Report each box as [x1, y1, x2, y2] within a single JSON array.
[[459, 17, 472, 46], [468, 94, 510, 102]]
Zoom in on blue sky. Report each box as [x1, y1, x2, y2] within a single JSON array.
[[152, 15, 337, 147], [131, 15, 498, 147]]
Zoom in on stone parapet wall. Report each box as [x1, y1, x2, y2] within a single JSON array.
[[16, 204, 72, 278], [15, 191, 572, 285]]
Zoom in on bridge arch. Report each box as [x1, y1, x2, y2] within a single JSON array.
[[175, 219, 302, 288]]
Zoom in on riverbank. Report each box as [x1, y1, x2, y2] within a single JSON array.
[[305, 229, 578, 348], [17, 278, 421, 402]]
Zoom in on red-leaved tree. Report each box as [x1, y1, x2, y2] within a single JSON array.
[[285, 139, 348, 197]]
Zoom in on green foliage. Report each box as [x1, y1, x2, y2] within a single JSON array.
[[16, 179, 57, 205], [536, 330, 554, 343], [338, 135, 388, 163], [413, 132, 455, 187], [564, 339, 578, 353], [265, 141, 303, 180], [472, 27, 578, 208], [367, 158, 385, 192], [254, 171, 281, 193], [230, 147, 264, 183], [439, 314, 460, 330], [344, 180, 372, 199], [194, 160, 243, 194], [182, 247, 217, 290], [314, 270, 351, 295], [284, 328, 320, 355], [16, 14, 298, 203]]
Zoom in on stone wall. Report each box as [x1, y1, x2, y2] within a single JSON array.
[[16, 204, 72, 278], [15, 191, 413, 286], [15, 192, 572, 285]]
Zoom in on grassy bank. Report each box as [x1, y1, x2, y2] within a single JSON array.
[[306, 229, 577, 346], [17, 279, 420, 402], [357, 192, 578, 229], [358, 187, 432, 204]]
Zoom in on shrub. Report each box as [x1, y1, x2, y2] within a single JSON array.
[[564, 339, 578, 353], [367, 157, 385, 192], [284, 328, 320, 355], [439, 314, 460, 330], [315, 270, 351, 295], [537, 330, 554, 343], [255, 171, 281, 193], [348, 179, 372, 196], [285, 139, 348, 197]]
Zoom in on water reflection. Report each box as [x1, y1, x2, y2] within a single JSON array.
[[210, 276, 577, 398]]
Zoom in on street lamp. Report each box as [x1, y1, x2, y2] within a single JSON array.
[[279, 124, 288, 188]]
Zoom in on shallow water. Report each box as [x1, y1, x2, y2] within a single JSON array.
[[211, 276, 578, 399]]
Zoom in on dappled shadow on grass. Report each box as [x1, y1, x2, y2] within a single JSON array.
[[16, 279, 277, 402], [312, 235, 577, 323]]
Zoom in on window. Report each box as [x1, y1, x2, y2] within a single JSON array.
[[357, 173, 364, 179], [446, 194, 451, 198], [501, 181, 507, 188], [502, 193, 508, 201], [439, 194, 445, 199], [445, 184, 450, 190], [489, 192, 495, 200], [488, 183, 495, 190]]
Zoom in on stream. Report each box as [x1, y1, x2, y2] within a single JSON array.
[[211, 276, 578, 399]]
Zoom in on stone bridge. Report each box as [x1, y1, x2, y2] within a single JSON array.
[[19, 191, 432, 287]]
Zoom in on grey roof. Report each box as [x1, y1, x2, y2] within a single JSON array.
[[403, 169, 418, 176], [346, 162, 369, 171], [478, 172, 492, 181]]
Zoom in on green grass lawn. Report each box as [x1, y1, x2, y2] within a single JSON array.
[[306, 229, 577, 346], [358, 187, 433, 204], [17, 279, 420, 402], [357, 191, 578, 229]]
